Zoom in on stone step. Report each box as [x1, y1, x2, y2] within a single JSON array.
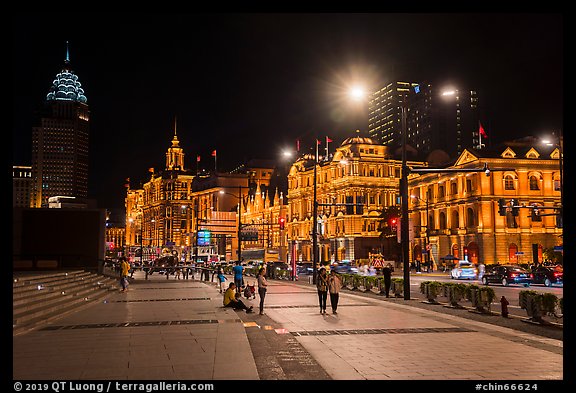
[[13, 284, 116, 326], [13, 271, 93, 292], [12, 275, 111, 304], [12, 289, 113, 336], [13, 276, 117, 306]]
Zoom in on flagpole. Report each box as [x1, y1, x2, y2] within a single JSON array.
[[479, 128, 482, 149], [214, 152, 217, 174], [325, 136, 329, 161]]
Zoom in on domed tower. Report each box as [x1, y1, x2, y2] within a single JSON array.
[[31, 42, 90, 207]]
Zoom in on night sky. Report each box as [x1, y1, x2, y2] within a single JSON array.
[[11, 13, 563, 210]]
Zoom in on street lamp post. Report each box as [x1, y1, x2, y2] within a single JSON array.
[[219, 185, 250, 262], [400, 103, 411, 300], [411, 194, 430, 270], [542, 130, 563, 221], [312, 142, 319, 284]]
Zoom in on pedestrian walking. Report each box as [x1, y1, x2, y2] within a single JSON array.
[[119, 256, 130, 292], [317, 267, 328, 314], [382, 265, 392, 297], [257, 267, 268, 315], [232, 261, 244, 295], [478, 262, 486, 282], [328, 269, 342, 314], [216, 264, 226, 293]]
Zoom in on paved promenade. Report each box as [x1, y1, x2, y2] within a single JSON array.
[[13, 271, 564, 384]]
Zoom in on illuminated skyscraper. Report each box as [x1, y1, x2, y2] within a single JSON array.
[[31, 42, 90, 208], [368, 81, 480, 160]]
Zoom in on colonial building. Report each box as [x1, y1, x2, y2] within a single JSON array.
[[408, 136, 563, 267], [287, 136, 427, 264], [125, 130, 279, 263]]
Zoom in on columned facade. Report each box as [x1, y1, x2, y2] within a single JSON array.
[[287, 136, 427, 265], [408, 138, 563, 268]]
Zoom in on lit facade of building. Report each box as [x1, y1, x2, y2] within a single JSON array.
[[31, 46, 89, 208], [287, 136, 427, 264], [124, 131, 278, 263], [241, 184, 288, 263], [13, 166, 33, 208], [408, 137, 563, 267]]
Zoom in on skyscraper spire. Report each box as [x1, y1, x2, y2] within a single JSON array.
[[65, 41, 70, 63], [174, 116, 177, 137]]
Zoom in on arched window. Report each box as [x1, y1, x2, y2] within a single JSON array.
[[439, 212, 447, 229], [438, 185, 445, 197], [466, 207, 476, 227], [451, 210, 459, 229], [467, 242, 480, 264], [529, 175, 540, 190], [504, 175, 515, 190]]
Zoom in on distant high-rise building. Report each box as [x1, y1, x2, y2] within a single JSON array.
[[13, 165, 33, 208], [368, 81, 418, 147], [368, 81, 480, 160], [31, 42, 90, 208]]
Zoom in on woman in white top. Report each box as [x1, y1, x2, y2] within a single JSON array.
[[257, 267, 268, 315]]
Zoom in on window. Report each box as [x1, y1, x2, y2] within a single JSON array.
[[450, 182, 457, 195], [466, 208, 476, 227], [438, 185, 445, 197], [504, 175, 515, 190], [529, 175, 540, 190], [554, 175, 561, 191], [451, 210, 459, 229], [439, 212, 446, 230], [466, 178, 473, 192]]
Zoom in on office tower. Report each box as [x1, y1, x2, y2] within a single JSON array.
[[31, 43, 89, 208]]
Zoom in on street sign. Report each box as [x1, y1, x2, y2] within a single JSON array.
[[554, 246, 563, 252], [515, 252, 524, 255], [165, 241, 175, 246]]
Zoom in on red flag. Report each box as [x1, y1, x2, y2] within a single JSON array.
[[148, 167, 154, 173], [479, 122, 488, 138], [197, 155, 201, 162], [211, 150, 217, 157], [326, 136, 333, 143], [316, 139, 321, 145]]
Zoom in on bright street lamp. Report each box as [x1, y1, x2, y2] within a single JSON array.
[[349, 86, 366, 101]]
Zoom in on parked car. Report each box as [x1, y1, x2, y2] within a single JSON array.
[[450, 260, 478, 280], [530, 265, 563, 287], [482, 265, 533, 287]]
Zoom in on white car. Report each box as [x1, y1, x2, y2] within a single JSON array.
[[450, 260, 478, 280]]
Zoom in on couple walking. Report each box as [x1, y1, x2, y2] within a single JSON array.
[[316, 267, 341, 314]]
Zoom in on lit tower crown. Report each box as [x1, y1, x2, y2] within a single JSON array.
[[46, 41, 87, 103], [165, 118, 185, 171]]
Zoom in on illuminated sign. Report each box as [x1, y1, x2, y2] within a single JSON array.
[[197, 230, 211, 246]]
